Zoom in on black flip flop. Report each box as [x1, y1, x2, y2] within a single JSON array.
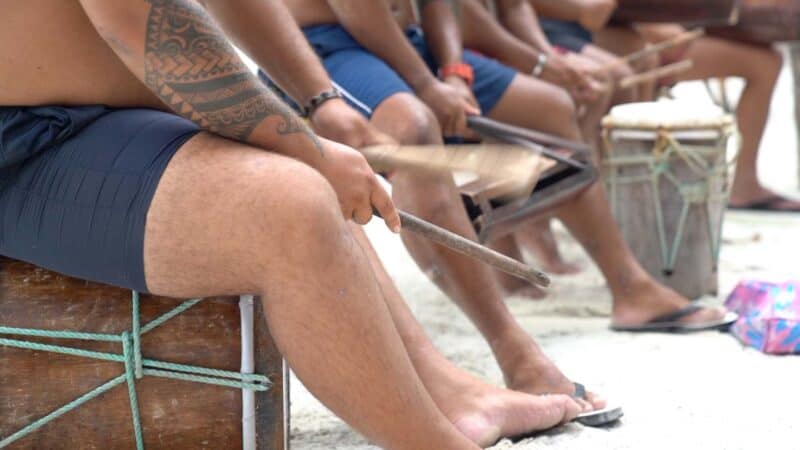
[[728, 195, 800, 213], [610, 304, 738, 333]]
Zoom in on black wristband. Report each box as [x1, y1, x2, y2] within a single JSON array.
[[303, 88, 343, 118]]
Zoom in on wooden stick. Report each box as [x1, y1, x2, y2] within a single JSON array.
[[619, 59, 694, 89], [398, 210, 551, 287], [604, 28, 705, 70]]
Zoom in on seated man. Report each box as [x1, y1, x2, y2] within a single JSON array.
[[528, 0, 658, 103], [0, 0, 589, 447], [279, 0, 732, 409], [609, 24, 800, 212]]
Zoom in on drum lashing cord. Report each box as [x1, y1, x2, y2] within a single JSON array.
[[0, 292, 271, 449]]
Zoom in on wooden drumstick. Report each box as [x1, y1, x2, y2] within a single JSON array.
[[396, 210, 551, 287], [619, 59, 694, 89], [604, 28, 705, 70]]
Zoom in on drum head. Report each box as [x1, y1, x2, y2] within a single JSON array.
[[604, 100, 734, 141]]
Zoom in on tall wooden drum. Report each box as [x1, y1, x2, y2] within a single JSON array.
[[0, 258, 288, 449], [601, 101, 738, 299]]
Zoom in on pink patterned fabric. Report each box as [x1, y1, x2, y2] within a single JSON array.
[[725, 281, 800, 354]]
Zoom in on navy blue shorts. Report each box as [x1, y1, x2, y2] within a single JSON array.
[[262, 24, 516, 117], [540, 19, 593, 53], [0, 106, 200, 292]]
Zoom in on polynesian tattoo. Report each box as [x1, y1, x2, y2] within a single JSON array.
[[143, 0, 321, 151]]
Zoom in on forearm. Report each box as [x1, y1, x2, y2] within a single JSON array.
[[496, 0, 553, 53], [419, 0, 462, 67], [529, 0, 582, 21], [202, 0, 332, 107], [461, 0, 541, 72], [327, 0, 436, 91], [80, 0, 323, 167]]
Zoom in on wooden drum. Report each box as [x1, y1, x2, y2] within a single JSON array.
[[601, 101, 738, 299], [0, 258, 287, 449]]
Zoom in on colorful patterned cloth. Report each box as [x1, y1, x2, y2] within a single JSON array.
[[725, 281, 800, 354]]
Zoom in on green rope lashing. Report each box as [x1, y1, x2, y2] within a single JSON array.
[[0, 292, 270, 449]]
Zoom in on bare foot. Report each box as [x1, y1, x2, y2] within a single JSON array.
[[488, 329, 607, 412], [515, 220, 583, 275], [411, 346, 583, 447], [610, 277, 728, 328]]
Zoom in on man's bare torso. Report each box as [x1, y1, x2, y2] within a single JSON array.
[[0, 0, 164, 108], [0, 0, 416, 109], [284, 0, 417, 29]]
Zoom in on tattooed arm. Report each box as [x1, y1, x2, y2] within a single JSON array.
[[77, 0, 401, 231], [78, 0, 321, 161], [198, 0, 392, 149]]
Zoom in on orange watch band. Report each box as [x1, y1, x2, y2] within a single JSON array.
[[438, 62, 475, 87]]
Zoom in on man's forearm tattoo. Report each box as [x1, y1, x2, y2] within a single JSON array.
[[143, 0, 321, 151]]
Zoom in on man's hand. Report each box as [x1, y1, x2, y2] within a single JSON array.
[[416, 78, 481, 137], [577, 0, 617, 32], [311, 98, 395, 148], [315, 137, 401, 233], [541, 53, 604, 104], [637, 24, 692, 65]]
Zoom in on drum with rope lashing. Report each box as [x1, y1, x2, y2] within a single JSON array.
[[601, 101, 738, 300], [0, 257, 288, 450]]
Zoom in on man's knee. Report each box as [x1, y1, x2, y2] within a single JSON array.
[[373, 93, 442, 145]]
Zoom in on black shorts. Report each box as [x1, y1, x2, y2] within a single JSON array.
[[0, 106, 200, 292], [540, 19, 594, 53]]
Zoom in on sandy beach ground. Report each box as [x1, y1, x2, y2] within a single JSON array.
[[286, 48, 800, 450]]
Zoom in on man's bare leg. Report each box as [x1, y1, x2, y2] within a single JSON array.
[[350, 224, 581, 446], [369, 93, 602, 409], [489, 77, 585, 276], [673, 37, 800, 209], [554, 183, 729, 326], [142, 133, 485, 450]]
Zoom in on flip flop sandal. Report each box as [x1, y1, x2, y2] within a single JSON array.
[[572, 382, 624, 427], [728, 195, 800, 213], [610, 304, 738, 333], [508, 382, 624, 444]]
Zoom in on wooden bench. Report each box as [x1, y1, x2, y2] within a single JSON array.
[[0, 257, 288, 449]]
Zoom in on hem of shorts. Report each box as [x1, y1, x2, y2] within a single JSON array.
[[132, 129, 203, 294]]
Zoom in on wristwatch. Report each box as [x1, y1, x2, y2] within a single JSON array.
[[531, 52, 548, 78], [438, 62, 475, 87], [302, 87, 343, 118]]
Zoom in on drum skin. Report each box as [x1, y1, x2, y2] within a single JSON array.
[[601, 113, 732, 300], [709, 0, 800, 44], [611, 0, 739, 25], [0, 258, 286, 449]]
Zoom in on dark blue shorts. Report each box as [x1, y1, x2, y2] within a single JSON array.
[[540, 19, 594, 53], [0, 106, 200, 292], [261, 24, 516, 117]]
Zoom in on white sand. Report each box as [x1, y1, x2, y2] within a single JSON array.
[[287, 49, 800, 449]]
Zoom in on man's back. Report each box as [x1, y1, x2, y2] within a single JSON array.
[[0, 0, 161, 108]]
